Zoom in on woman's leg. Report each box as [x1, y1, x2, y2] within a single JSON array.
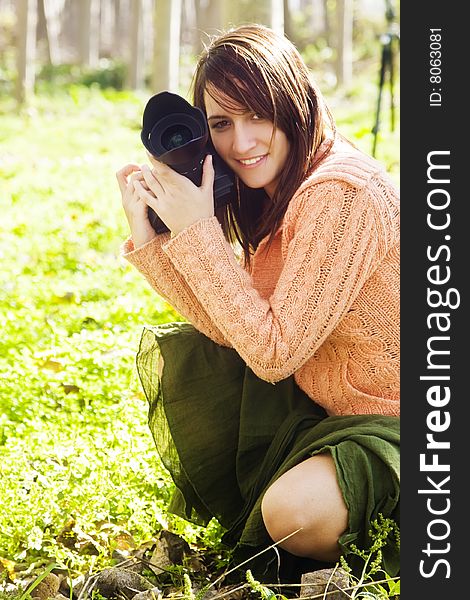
[[261, 453, 348, 563]]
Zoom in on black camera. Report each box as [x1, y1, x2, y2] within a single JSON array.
[[140, 91, 235, 234]]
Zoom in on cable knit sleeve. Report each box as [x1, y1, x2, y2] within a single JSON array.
[[162, 180, 383, 382], [121, 233, 231, 347]]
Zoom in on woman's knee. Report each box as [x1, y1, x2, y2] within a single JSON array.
[[260, 453, 349, 561]]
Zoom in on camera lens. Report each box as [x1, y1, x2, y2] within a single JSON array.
[[161, 124, 193, 150], [142, 93, 209, 166], [141, 91, 235, 234]]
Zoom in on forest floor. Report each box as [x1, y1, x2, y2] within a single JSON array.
[[0, 79, 399, 600]]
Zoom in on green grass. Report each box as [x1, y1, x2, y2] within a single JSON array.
[[0, 86, 213, 578], [0, 77, 399, 594]]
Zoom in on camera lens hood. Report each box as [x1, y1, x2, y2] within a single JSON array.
[[140, 91, 236, 234], [141, 92, 209, 169]]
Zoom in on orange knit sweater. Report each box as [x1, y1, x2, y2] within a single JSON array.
[[122, 140, 400, 417]]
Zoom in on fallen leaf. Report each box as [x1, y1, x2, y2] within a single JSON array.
[[61, 384, 80, 394], [0, 556, 16, 581], [40, 359, 64, 372]]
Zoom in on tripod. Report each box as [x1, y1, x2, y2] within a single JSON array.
[[372, 1, 400, 157]]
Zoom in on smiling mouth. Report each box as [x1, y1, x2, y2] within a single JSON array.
[[237, 155, 266, 166]]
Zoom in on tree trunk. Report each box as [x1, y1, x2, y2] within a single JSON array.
[[142, 0, 154, 71], [310, 0, 327, 37], [78, 0, 100, 67], [335, 0, 353, 87], [36, 0, 50, 63], [112, 0, 126, 58], [283, 0, 293, 41], [323, 0, 331, 47], [270, 0, 284, 33], [99, 0, 114, 57], [152, 0, 182, 93], [39, 0, 63, 64], [60, 0, 79, 62], [127, 0, 144, 88], [15, 0, 37, 104], [181, 0, 197, 47], [194, 0, 224, 54], [222, 0, 284, 33]]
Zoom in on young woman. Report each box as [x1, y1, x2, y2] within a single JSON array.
[[116, 24, 399, 581]]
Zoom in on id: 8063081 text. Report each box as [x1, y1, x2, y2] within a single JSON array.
[[429, 29, 442, 108]]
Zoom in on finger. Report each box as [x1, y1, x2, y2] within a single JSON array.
[[147, 152, 165, 168], [141, 164, 166, 195], [200, 154, 215, 191], [129, 171, 144, 185], [147, 157, 173, 177], [128, 170, 152, 191], [147, 154, 187, 186], [147, 151, 157, 163], [134, 179, 160, 211], [116, 163, 141, 194]]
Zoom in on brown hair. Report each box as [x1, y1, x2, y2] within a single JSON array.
[[191, 24, 335, 265]]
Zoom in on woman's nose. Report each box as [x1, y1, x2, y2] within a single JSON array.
[[232, 124, 256, 156]]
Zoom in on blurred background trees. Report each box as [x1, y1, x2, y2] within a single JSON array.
[[1, 0, 399, 103]]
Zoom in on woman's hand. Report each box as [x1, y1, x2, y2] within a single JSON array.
[[116, 163, 157, 248], [135, 154, 215, 237]]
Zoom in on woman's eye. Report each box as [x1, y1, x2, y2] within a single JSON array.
[[252, 113, 263, 121], [211, 120, 230, 130]]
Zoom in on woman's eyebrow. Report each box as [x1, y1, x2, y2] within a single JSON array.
[[207, 108, 249, 121], [207, 114, 229, 121]]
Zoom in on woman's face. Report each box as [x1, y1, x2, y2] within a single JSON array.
[[204, 89, 290, 198]]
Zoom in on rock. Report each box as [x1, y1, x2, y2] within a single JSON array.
[[93, 567, 154, 599], [130, 587, 162, 600], [200, 587, 249, 599], [299, 568, 351, 599], [67, 574, 85, 598], [31, 573, 61, 600], [58, 573, 74, 598], [148, 530, 191, 575]]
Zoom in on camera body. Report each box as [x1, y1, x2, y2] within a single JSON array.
[[140, 91, 235, 234]]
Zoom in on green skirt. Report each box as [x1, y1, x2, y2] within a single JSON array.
[[136, 322, 400, 580]]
